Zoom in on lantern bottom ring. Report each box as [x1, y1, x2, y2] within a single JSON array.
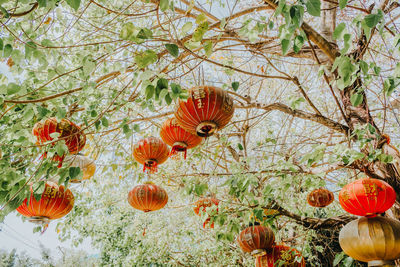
[[251, 249, 266, 257], [368, 260, 395, 266], [172, 142, 187, 150], [196, 121, 217, 137], [29, 216, 50, 224]]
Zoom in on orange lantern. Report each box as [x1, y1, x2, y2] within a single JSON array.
[[307, 188, 334, 208], [339, 178, 396, 217], [32, 117, 86, 166], [237, 225, 275, 256], [174, 86, 235, 137], [132, 137, 169, 173], [16, 182, 74, 224], [160, 118, 203, 159], [255, 244, 305, 267], [128, 182, 168, 212], [193, 198, 219, 228]]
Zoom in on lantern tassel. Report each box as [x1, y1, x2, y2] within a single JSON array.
[[170, 145, 187, 160], [144, 162, 158, 174]]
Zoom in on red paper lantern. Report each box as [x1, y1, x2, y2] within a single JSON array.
[[160, 118, 203, 159], [32, 117, 86, 166], [128, 183, 168, 212], [237, 225, 275, 256], [339, 178, 396, 217], [174, 86, 235, 137], [255, 245, 305, 267], [307, 188, 334, 208], [16, 182, 74, 224], [193, 198, 219, 228], [132, 137, 169, 173]]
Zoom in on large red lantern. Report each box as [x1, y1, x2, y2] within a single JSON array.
[[307, 188, 334, 208], [32, 117, 86, 166], [128, 183, 168, 212], [255, 245, 305, 267], [160, 118, 203, 159], [132, 137, 169, 173], [16, 182, 74, 224], [339, 178, 396, 217], [174, 86, 235, 137], [237, 225, 275, 256], [193, 198, 219, 228]]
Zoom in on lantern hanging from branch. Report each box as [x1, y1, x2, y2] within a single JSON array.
[[339, 178, 396, 217], [132, 137, 169, 173], [174, 86, 235, 137], [193, 198, 219, 228], [64, 154, 96, 183], [339, 216, 400, 266], [307, 188, 334, 208], [255, 244, 305, 267], [16, 182, 74, 225], [160, 118, 203, 159], [32, 117, 86, 166], [237, 225, 275, 256], [128, 182, 168, 212]]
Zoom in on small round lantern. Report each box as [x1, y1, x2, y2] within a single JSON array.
[[32, 117, 86, 166], [237, 225, 275, 256], [307, 188, 334, 208], [255, 244, 305, 267], [174, 86, 235, 137], [64, 154, 96, 183], [193, 198, 219, 228], [16, 182, 74, 224], [128, 183, 168, 212], [160, 118, 203, 159], [339, 216, 400, 266], [339, 178, 396, 217], [132, 137, 169, 173]]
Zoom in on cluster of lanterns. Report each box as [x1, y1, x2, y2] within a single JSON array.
[[13, 85, 400, 266], [128, 86, 235, 215], [338, 178, 400, 266], [17, 117, 95, 225]]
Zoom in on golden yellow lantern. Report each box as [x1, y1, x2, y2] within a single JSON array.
[[339, 216, 400, 266], [64, 154, 96, 183]]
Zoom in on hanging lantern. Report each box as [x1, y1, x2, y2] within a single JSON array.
[[193, 198, 219, 228], [339, 178, 396, 217], [255, 245, 305, 267], [237, 225, 275, 256], [160, 118, 203, 159], [307, 188, 334, 208], [132, 137, 169, 173], [16, 182, 74, 224], [32, 117, 86, 165], [63, 154, 96, 183], [339, 216, 400, 266], [128, 182, 168, 212], [174, 86, 235, 137]]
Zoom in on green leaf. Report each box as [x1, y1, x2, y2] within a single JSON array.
[[3, 44, 12, 58], [192, 22, 209, 42], [69, 167, 81, 179], [181, 22, 193, 35], [165, 93, 172, 105], [7, 83, 21, 95], [195, 13, 207, 24], [159, 0, 169, 11], [164, 44, 179, 57], [101, 117, 109, 127], [82, 57, 96, 76], [237, 143, 243, 150], [145, 85, 155, 100], [0, 39, 3, 50], [65, 0, 81, 11], [135, 50, 158, 69], [350, 92, 363, 106], [25, 42, 37, 59], [333, 23, 346, 40], [293, 35, 304, 53], [281, 39, 290, 55], [306, 0, 321, 17], [364, 11, 384, 28], [231, 82, 239, 91], [203, 40, 212, 57], [0, 5, 9, 18], [339, 0, 348, 9]]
